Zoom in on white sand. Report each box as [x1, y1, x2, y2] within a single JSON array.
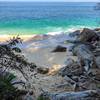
[[0, 35, 36, 42]]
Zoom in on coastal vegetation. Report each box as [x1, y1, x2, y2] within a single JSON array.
[[0, 36, 37, 99]]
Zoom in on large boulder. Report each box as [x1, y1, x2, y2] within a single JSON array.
[[79, 28, 99, 42], [72, 44, 97, 71], [52, 45, 66, 52]]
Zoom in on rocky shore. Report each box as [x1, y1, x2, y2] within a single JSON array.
[[35, 28, 100, 100], [0, 28, 100, 100]]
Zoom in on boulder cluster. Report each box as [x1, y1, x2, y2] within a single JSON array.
[[40, 28, 100, 100]]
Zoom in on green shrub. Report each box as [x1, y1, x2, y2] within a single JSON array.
[[0, 73, 18, 99], [37, 94, 50, 100]]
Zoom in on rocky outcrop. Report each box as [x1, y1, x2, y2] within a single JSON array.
[[72, 44, 97, 71], [40, 28, 100, 100], [78, 28, 99, 42]]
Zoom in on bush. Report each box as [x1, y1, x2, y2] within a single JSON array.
[[37, 94, 50, 100], [0, 73, 17, 99]]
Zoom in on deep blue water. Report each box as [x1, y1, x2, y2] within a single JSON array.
[[0, 2, 100, 35]]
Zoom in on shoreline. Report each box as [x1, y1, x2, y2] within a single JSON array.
[[0, 26, 99, 43], [0, 35, 37, 42]]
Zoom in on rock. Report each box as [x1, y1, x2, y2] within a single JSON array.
[[78, 74, 99, 90], [40, 90, 100, 100], [54, 82, 75, 91], [95, 56, 100, 68], [30, 63, 37, 72], [96, 31, 100, 37], [79, 28, 99, 42], [24, 91, 35, 100], [64, 76, 76, 85], [64, 58, 74, 66], [69, 63, 83, 76], [88, 68, 100, 81], [66, 40, 96, 52], [95, 28, 100, 36], [79, 80, 97, 90], [52, 45, 66, 52], [59, 61, 83, 77], [72, 44, 97, 71], [72, 76, 78, 82], [94, 28, 100, 31], [93, 50, 100, 56], [69, 30, 81, 37], [96, 41, 100, 47], [37, 67, 49, 74]]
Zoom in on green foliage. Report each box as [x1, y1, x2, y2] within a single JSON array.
[[37, 96, 43, 100], [0, 73, 17, 99], [37, 96, 46, 100], [37, 94, 50, 100], [0, 36, 37, 99], [0, 36, 37, 79], [8, 36, 22, 46], [96, 84, 100, 88], [12, 47, 22, 53]]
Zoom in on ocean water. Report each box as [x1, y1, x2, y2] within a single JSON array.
[[0, 2, 100, 35]]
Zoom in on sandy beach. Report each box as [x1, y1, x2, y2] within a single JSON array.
[[0, 35, 36, 42]]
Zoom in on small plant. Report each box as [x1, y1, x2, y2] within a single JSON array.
[[37, 96, 46, 100], [0, 73, 17, 99], [37, 94, 50, 100], [12, 47, 22, 53]]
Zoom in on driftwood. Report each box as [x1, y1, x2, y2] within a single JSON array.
[[41, 90, 100, 100]]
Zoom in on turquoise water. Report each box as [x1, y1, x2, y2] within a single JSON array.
[[0, 2, 100, 35]]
